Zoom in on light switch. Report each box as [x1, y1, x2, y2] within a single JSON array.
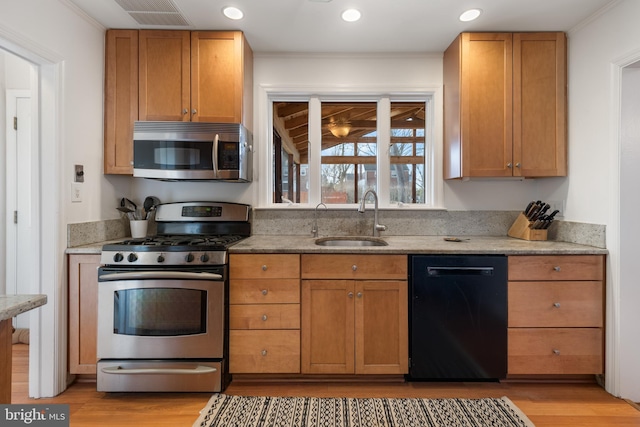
[[71, 183, 82, 203]]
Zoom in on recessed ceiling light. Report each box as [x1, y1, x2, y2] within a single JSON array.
[[341, 9, 361, 22], [459, 8, 482, 22], [222, 6, 244, 20]]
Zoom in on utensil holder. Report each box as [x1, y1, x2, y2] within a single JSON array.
[[507, 212, 548, 241]]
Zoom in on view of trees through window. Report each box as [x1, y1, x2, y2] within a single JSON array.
[[272, 99, 427, 205]]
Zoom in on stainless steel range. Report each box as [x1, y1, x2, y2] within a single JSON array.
[[96, 201, 250, 392]]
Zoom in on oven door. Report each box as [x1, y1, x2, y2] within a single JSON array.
[[97, 271, 224, 360], [133, 138, 217, 180]]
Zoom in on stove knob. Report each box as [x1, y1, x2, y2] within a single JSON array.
[[127, 253, 138, 263], [200, 254, 210, 263], [113, 253, 124, 262], [157, 255, 165, 263], [185, 253, 195, 263]]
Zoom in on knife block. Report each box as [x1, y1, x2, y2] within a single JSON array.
[[507, 212, 548, 241]]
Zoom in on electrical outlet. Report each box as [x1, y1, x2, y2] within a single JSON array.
[[549, 200, 565, 217], [71, 183, 82, 203]]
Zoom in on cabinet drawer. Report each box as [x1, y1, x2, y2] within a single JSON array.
[[229, 304, 300, 329], [508, 255, 604, 281], [229, 278, 300, 304], [230, 254, 300, 279], [229, 330, 300, 373], [301, 254, 407, 280], [508, 328, 603, 374], [508, 281, 603, 327]]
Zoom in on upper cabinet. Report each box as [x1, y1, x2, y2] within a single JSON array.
[[104, 29, 253, 174], [443, 32, 567, 179]]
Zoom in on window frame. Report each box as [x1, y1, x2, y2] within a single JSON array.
[[259, 88, 443, 209]]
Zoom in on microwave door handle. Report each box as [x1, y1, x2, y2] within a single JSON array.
[[99, 271, 223, 281], [212, 133, 219, 177]]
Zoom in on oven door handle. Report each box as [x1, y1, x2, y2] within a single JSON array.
[[101, 365, 217, 375], [99, 271, 223, 281]]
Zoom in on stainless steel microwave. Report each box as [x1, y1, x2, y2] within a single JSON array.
[[132, 121, 253, 182]]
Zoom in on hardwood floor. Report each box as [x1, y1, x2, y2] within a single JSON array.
[[10, 344, 640, 426]]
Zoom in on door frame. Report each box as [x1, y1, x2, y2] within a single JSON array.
[[0, 27, 66, 398]]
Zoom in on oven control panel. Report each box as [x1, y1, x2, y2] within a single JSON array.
[[101, 250, 227, 266]]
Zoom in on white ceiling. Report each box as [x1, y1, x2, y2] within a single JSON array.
[[67, 0, 615, 53]]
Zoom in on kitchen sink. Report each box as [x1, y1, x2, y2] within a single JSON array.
[[315, 236, 388, 247]]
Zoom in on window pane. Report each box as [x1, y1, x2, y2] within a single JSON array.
[[273, 102, 308, 203], [390, 102, 425, 204], [321, 101, 377, 204]]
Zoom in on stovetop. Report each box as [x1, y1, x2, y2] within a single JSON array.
[[105, 234, 246, 251]]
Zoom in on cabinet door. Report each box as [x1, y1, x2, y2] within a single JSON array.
[[355, 281, 408, 375], [68, 254, 101, 374], [513, 32, 567, 177], [301, 280, 354, 374], [139, 30, 190, 121], [191, 31, 243, 123], [461, 32, 513, 177], [104, 30, 138, 175]]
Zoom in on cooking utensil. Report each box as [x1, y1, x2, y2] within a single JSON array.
[[120, 198, 137, 212], [143, 196, 161, 219]]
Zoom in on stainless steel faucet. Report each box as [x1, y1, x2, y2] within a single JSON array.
[[358, 189, 387, 237], [312, 202, 327, 237]]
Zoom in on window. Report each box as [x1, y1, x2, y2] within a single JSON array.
[[271, 96, 433, 207]]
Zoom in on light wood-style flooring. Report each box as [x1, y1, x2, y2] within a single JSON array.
[[10, 344, 640, 426]]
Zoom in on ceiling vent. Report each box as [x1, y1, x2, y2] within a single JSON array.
[[114, 0, 191, 26]]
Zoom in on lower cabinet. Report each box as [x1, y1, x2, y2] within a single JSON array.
[[228, 254, 301, 373], [301, 279, 408, 375], [301, 254, 408, 375], [68, 254, 101, 375], [507, 255, 605, 375]]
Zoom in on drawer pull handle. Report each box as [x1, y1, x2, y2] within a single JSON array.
[[262, 265, 268, 271], [553, 302, 561, 308], [262, 289, 268, 296], [553, 266, 561, 272], [357, 292, 363, 298], [262, 314, 268, 321], [348, 292, 354, 298], [352, 265, 357, 271], [553, 349, 560, 356], [261, 350, 267, 356]]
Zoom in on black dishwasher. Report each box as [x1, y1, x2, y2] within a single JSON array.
[[408, 255, 507, 381]]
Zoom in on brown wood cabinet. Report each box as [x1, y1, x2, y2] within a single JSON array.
[[228, 254, 301, 374], [104, 30, 253, 174], [444, 32, 566, 179], [68, 254, 101, 375], [300, 254, 408, 375], [507, 255, 605, 375]]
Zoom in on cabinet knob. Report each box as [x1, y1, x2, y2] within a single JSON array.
[[553, 349, 561, 356], [182, 108, 188, 115], [262, 314, 268, 321], [262, 265, 268, 271], [553, 302, 561, 308], [261, 350, 267, 356], [515, 163, 521, 168], [348, 292, 354, 298], [261, 289, 268, 296], [507, 163, 513, 168], [192, 109, 197, 115], [357, 292, 363, 298], [352, 265, 357, 271], [553, 266, 561, 272]]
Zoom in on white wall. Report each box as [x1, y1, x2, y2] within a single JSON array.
[[567, 0, 640, 401]]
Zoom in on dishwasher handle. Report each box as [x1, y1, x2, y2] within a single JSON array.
[[427, 266, 494, 276]]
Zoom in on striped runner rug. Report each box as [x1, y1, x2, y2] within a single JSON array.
[[193, 393, 535, 427]]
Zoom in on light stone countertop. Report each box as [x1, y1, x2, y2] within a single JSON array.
[[229, 235, 608, 255], [0, 294, 47, 321]]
